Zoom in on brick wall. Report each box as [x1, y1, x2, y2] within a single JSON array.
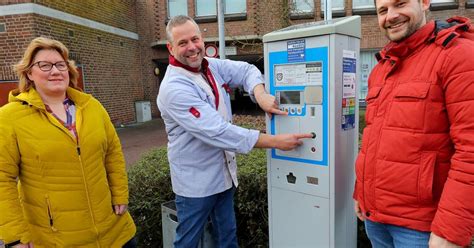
[[0, 14, 35, 79], [135, 0, 161, 117], [157, 0, 258, 40], [33, 0, 137, 33], [3, 0, 472, 123], [153, 0, 474, 57], [0, 1, 154, 124]]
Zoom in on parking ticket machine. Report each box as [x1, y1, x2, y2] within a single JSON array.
[[264, 16, 361, 248]]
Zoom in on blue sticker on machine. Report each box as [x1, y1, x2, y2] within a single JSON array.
[[287, 39, 305, 62], [342, 113, 356, 130], [342, 50, 357, 130]]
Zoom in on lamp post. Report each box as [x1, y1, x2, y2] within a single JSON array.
[[324, 0, 332, 21], [217, 0, 226, 59]]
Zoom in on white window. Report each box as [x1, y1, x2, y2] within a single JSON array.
[[353, 0, 375, 9], [359, 50, 378, 101], [431, 0, 455, 2], [168, 0, 188, 18], [225, 0, 246, 14], [195, 0, 246, 17], [196, 0, 216, 16], [321, 0, 345, 11], [290, 0, 314, 15]]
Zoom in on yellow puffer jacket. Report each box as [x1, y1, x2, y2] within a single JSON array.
[[0, 87, 136, 247]]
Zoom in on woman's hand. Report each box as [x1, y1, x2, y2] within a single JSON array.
[[113, 204, 128, 215]]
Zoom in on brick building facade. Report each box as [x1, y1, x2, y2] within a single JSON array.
[[152, 0, 474, 100], [0, 0, 158, 124], [1, 0, 474, 123]]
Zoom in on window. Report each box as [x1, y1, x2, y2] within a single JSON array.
[[352, 0, 375, 9], [359, 50, 378, 104], [467, 0, 474, 8], [0, 23, 5, 33], [195, 0, 246, 17], [431, 0, 455, 2], [225, 0, 246, 14], [430, 0, 458, 10], [196, 0, 215, 17], [321, 0, 345, 11], [168, 0, 188, 18], [290, 0, 314, 15]]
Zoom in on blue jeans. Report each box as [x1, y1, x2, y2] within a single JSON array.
[[365, 219, 430, 248], [122, 237, 137, 248], [174, 187, 238, 248]]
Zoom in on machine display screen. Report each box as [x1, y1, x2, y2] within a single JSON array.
[[279, 91, 301, 105]]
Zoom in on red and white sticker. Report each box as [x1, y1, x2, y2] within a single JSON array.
[[189, 107, 200, 118]]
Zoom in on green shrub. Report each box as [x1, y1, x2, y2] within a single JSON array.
[[359, 109, 366, 135], [234, 148, 268, 247], [128, 148, 173, 247], [128, 147, 269, 248], [128, 113, 371, 247]]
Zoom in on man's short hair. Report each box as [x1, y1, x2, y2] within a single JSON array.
[[166, 15, 201, 43]]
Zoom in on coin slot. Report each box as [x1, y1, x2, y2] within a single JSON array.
[[286, 172, 296, 184]]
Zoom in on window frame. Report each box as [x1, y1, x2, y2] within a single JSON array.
[[467, 0, 474, 8], [289, 0, 315, 19], [321, 0, 346, 18], [194, 0, 247, 23], [351, 0, 376, 15], [430, 0, 458, 11], [223, 0, 246, 15], [167, 0, 188, 19], [195, 0, 217, 18]]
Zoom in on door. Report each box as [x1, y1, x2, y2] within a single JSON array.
[[0, 82, 18, 107]]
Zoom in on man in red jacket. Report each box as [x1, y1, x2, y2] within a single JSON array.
[[354, 0, 474, 247]]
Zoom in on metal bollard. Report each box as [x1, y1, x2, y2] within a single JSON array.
[[161, 200, 215, 248]]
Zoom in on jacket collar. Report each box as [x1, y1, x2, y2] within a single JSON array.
[[432, 16, 472, 47], [9, 87, 91, 109], [378, 16, 472, 61], [168, 55, 209, 73], [379, 20, 435, 60], [169, 55, 221, 108]]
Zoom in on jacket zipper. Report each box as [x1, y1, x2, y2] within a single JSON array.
[[45, 196, 58, 232], [41, 106, 100, 245], [77, 145, 101, 246]]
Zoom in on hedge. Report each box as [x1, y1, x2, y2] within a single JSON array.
[[128, 148, 173, 247], [128, 147, 269, 247], [128, 114, 371, 247]]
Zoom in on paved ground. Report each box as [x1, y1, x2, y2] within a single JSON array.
[[116, 104, 264, 168], [117, 118, 168, 168]]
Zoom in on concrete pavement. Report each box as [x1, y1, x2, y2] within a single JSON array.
[[117, 118, 168, 167]]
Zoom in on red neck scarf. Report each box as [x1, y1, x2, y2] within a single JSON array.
[[169, 55, 219, 109]]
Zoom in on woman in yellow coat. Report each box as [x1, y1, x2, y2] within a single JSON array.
[[0, 37, 136, 247]]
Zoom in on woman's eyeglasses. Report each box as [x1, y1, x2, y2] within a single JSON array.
[[31, 61, 68, 72]]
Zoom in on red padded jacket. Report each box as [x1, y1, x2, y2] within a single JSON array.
[[354, 16, 474, 246]]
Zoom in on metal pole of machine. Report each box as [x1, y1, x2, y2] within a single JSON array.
[[324, 0, 332, 21], [217, 0, 226, 59]]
